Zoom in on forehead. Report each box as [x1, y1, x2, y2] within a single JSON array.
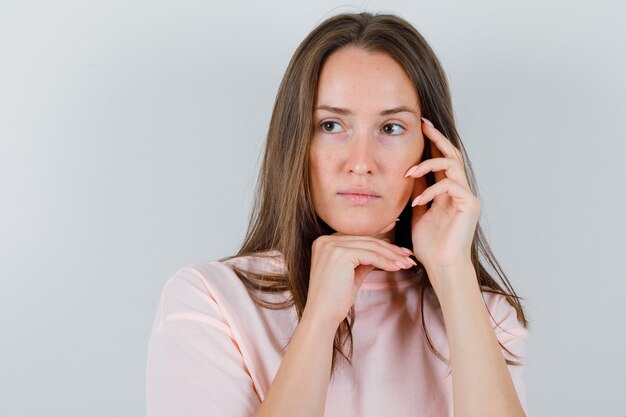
[[315, 47, 420, 112]]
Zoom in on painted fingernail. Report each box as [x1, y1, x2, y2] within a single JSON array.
[[406, 257, 417, 266], [395, 218, 400, 222], [401, 247, 413, 255], [411, 195, 422, 207], [421, 117, 434, 127], [395, 260, 408, 269], [404, 166, 418, 177]]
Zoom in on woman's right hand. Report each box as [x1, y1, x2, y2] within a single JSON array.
[[303, 225, 417, 330]]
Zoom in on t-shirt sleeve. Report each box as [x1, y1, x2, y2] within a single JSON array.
[[146, 266, 261, 417], [487, 291, 531, 417]]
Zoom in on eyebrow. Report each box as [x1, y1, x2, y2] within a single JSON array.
[[314, 105, 419, 116]]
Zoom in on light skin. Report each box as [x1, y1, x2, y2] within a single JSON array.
[[309, 45, 424, 245], [308, 46, 527, 416]]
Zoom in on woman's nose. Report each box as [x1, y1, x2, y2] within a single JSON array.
[[346, 130, 376, 175]]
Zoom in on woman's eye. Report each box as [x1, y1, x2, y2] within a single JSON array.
[[381, 123, 405, 135], [320, 121, 343, 133], [319, 121, 405, 135]]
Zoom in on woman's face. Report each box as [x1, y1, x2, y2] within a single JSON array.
[[309, 46, 425, 240]]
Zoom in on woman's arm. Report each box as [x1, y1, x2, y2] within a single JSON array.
[[252, 311, 337, 417], [427, 264, 525, 417], [430, 262, 527, 417]]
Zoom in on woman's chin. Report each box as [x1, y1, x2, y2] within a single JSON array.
[[333, 221, 393, 237]]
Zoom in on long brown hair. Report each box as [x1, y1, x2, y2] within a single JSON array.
[[219, 11, 530, 378]]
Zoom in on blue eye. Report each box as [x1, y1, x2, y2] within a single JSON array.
[[381, 123, 405, 135], [320, 121, 343, 133]]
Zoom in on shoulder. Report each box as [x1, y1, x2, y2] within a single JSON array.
[[163, 249, 284, 294], [152, 263, 233, 334], [158, 258, 251, 309], [480, 288, 529, 347], [155, 251, 288, 326]]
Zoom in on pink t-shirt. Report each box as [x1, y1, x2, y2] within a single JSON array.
[[146, 249, 529, 417]]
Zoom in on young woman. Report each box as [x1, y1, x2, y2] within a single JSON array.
[[146, 11, 530, 417]]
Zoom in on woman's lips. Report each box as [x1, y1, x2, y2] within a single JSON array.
[[338, 193, 381, 205]]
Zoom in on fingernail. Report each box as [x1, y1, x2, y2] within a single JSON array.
[[421, 117, 434, 127], [407, 257, 417, 266], [395, 260, 408, 269], [411, 195, 421, 207], [401, 247, 413, 255], [395, 218, 400, 222], [404, 166, 418, 177]]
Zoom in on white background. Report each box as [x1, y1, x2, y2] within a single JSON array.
[[1, 1, 625, 416]]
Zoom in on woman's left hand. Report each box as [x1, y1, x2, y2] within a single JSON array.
[[405, 117, 481, 288]]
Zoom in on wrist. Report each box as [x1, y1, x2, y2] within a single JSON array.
[[424, 258, 474, 278], [301, 309, 340, 336], [424, 261, 478, 300]]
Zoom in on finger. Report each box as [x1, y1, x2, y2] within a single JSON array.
[[331, 234, 416, 260], [411, 178, 479, 210], [335, 245, 416, 276], [411, 174, 429, 218], [421, 118, 465, 168], [421, 118, 466, 185], [428, 136, 446, 184], [330, 233, 415, 260], [404, 157, 469, 188]]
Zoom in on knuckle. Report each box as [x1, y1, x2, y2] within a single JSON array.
[[333, 246, 347, 258], [312, 235, 327, 249]]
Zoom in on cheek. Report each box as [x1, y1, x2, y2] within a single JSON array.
[[308, 150, 333, 202], [310, 148, 334, 180], [393, 144, 425, 200], [393, 178, 416, 205]]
